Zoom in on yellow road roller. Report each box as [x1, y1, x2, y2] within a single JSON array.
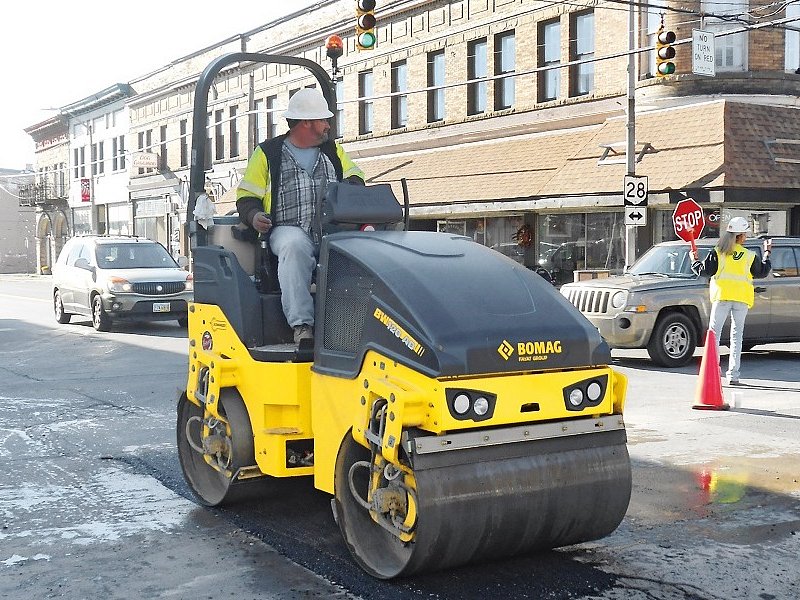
[[177, 52, 631, 580]]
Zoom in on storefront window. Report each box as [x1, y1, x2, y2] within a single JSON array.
[[72, 207, 91, 236], [436, 216, 524, 264], [107, 203, 131, 236], [485, 215, 524, 263], [537, 211, 625, 285]]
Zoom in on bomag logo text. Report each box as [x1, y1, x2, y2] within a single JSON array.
[[373, 308, 425, 357], [514, 340, 562, 362]]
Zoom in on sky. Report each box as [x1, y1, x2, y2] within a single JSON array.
[[0, 0, 318, 170]]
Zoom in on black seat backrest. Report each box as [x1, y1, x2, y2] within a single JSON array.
[[193, 246, 263, 348], [320, 182, 403, 235]]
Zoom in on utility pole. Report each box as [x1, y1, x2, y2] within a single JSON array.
[[87, 120, 97, 235], [624, 0, 637, 270]]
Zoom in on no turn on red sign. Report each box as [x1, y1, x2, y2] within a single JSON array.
[[672, 198, 705, 249]]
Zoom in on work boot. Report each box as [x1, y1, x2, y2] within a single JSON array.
[[293, 324, 313, 344]]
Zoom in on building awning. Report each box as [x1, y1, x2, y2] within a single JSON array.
[[354, 100, 800, 215]]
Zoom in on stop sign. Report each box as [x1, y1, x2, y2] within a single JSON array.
[[672, 199, 705, 243]]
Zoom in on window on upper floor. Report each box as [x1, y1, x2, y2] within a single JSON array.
[[391, 60, 408, 129], [160, 125, 168, 170], [570, 11, 595, 96], [79, 146, 86, 178], [428, 50, 446, 123], [786, 2, 800, 72], [73, 148, 79, 179], [539, 19, 561, 102], [359, 70, 374, 135], [214, 109, 225, 161], [254, 99, 266, 143], [98, 141, 105, 175], [57, 162, 66, 196], [467, 38, 488, 115], [702, 0, 748, 71], [267, 95, 279, 139], [495, 31, 516, 110], [138, 130, 155, 175], [230, 106, 240, 158], [179, 120, 188, 167], [112, 135, 126, 171], [335, 80, 345, 138], [205, 112, 212, 169]]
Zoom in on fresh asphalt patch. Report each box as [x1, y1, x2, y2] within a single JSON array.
[[124, 444, 621, 599]]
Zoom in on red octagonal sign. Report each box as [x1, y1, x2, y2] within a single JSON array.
[[672, 198, 705, 245]]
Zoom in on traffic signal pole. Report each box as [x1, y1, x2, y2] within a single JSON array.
[[624, 0, 637, 271]]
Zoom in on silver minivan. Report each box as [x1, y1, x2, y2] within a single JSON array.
[[560, 237, 800, 367], [52, 236, 193, 331]]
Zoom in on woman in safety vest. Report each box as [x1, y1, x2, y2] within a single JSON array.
[[691, 217, 771, 385]]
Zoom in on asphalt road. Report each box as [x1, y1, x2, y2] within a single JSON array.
[[1, 274, 799, 599]]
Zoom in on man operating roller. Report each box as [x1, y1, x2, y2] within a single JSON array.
[[236, 88, 365, 344]]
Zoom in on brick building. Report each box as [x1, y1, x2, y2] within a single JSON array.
[[25, 0, 800, 282]]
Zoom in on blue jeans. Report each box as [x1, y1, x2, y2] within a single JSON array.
[[709, 300, 749, 382], [269, 225, 316, 328]]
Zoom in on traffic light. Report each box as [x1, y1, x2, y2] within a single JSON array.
[[356, 0, 377, 51], [656, 27, 676, 77]]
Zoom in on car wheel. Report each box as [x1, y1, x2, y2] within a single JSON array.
[[92, 295, 112, 332], [177, 317, 188, 328], [54, 290, 71, 324], [647, 313, 696, 368]]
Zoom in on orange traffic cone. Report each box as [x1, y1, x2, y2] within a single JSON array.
[[693, 329, 729, 411]]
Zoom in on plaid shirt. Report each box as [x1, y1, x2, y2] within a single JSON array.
[[273, 144, 337, 238]]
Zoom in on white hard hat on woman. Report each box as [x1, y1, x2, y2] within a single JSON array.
[[726, 217, 750, 234]]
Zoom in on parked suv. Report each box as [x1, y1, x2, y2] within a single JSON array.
[[52, 236, 193, 331], [560, 237, 800, 367]]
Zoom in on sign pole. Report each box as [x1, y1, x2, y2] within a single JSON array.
[[624, 0, 637, 271]]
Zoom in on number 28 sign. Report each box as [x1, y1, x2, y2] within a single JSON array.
[[672, 198, 704, 250]]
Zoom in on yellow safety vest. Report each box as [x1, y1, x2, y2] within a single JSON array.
[[709, 244, 755, 307], [236, 140, 364, 215]]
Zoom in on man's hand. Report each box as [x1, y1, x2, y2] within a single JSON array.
[[763, 239, 772, 253], [252, 211, 272, 234], [690, 249, 699, 262], [346, 175, 366, 186]]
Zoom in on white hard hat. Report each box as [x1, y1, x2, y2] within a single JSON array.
[[282, 88, 334, 120], [726, 216, 750, 233]]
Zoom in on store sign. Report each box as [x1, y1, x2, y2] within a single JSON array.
[[80, 178, 90, 202], [132, 152, 159, 168]]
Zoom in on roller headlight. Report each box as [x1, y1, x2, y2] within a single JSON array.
[[563, 374, 608, 411], [446, 389, 497, 421], [473, 396, 489, 416], [568, 388, 584, 407], [587, 381, 603, 402], [611, 291, 627, 309], [453, 393, 471, 415]]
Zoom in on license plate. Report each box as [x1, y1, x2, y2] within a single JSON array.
[[152, 302, 171, 313]]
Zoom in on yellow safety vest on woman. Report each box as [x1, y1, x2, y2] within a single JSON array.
[[709, 244, 755, 307]]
